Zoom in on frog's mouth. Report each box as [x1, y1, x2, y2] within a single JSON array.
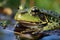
[[19, 20, 47, 26], [18, 20, 39, 26]]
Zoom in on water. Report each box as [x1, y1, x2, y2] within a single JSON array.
[[0, 26, 17, 40], [0, 18, 18, 40], [41, 35, 60, 40], [0, 9, 19, 40], [40, 29, 60, 40]]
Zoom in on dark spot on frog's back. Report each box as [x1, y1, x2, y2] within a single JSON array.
[[42, 23, 48, 26], [59, 23, 60, 25], [59, 16, 60, 18], [38, 13, 46, 22]]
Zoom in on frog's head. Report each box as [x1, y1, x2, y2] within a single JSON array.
[[14, 7, 47, 26]]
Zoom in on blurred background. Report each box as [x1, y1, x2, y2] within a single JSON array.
[[0, 0, 60, 13]]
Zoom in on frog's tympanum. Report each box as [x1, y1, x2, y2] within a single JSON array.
[[14, 6, 60, 40]]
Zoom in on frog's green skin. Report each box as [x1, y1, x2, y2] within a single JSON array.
[[14, 7, 60, 31], [15, 10, 40, 22], [14, 7, 60, 40]]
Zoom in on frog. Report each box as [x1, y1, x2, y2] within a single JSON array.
[[14, 6, 60, 40]]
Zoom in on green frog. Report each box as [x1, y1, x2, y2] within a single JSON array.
[[14, 6, 60, 30], [14, 6, 60, 40]]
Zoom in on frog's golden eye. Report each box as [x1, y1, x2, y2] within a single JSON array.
[[30, 6, 39, 16]]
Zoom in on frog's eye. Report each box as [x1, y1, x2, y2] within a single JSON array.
[[30, 7, 40, 16]]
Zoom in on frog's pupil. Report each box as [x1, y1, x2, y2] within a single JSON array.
[[31, 7, 39, 12]]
